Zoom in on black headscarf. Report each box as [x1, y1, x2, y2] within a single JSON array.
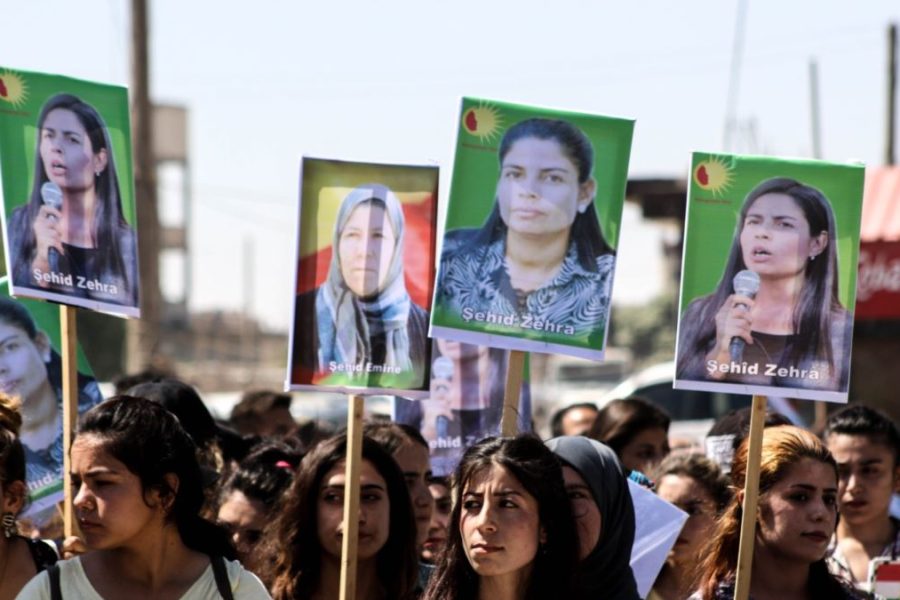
[[546, 436, 640, 600]]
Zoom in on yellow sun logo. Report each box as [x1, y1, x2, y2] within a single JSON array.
[[0, 72, 28, 108], [693, 156, 734, 197], [462, 103, 502, 143]]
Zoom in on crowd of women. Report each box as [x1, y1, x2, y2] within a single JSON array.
[[0, 376, 896, 599]]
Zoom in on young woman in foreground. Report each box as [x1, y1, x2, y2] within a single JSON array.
[[423, 435, 578, 600], [258, 434, 418, 600], [17, 396, 269, 599], [693, 426, 864, 600]]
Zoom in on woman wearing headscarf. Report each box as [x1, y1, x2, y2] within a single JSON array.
[[292, 183, 429, 384], [547, 436, 641, 600]]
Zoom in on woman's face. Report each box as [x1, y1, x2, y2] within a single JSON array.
[[739, 193, 827, 281], [71, 435, 166, 551], [0, 321, 50, 406], [216, 489, 267, 563], [496, 137, 594, 239], [338, 202, 397, 298], [655, 474, 718, 566], [756, 457, 838, 564], [421, 481, 451, 563], [317, 458, 390, 561], [39, 108, 105, 193], [392, 440, 434, 547], [618, 427, 669, 475], [460, 463, 544, 579], [562, 465, 601, 560]]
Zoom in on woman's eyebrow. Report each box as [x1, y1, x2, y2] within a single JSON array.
[[83, 467, 119, 477], [360, 483, 386, 493], [0, 333, 21, 345], [564, 483, 591, 492]]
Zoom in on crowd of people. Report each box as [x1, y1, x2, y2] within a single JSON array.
[[0, 373, 897, 599]]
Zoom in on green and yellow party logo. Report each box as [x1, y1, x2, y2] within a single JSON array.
[[461, 103, 503, 144], [693, 155, 734, 198], [0, 71, 28, 108]]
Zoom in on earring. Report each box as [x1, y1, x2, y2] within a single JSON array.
[[1, 512, 16, 539], [809, 254, 816, 261], [578, 204, 588, 214], [95, 170, 101, 177]]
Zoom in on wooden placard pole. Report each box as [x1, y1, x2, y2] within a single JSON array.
[[500, 350, 526, 436], [60, 305, 79, 539], [339, 394, 365, 600], [733, 394, 768, 600]]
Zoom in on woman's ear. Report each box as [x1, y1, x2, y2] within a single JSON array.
[[149, 473, 180, 514], [809, 231, 828, 260], [92, 148, 109, 177], [1, 480, 27, 515], [34, 331, 52, 363], [577, 179, 596, 214]]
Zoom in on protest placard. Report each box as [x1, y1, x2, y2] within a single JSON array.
[[674, 153, 864, 403], [0, 67, 139, 317], [393, 339, 530, 476], [287, 157, 438, 396], [430, 98, 634, 360]]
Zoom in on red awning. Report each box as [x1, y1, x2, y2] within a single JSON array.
[[858, 166, 900, 319], [862, 167, 900, 242]]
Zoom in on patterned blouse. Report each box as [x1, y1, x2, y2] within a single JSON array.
[[437, 231, 615, 336], [827, 518, 900, 593]]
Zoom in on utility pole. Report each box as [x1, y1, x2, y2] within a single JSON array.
[[809, 60, 822, 159], [887, 23, 897, 166], [127, 0, 161, 373]]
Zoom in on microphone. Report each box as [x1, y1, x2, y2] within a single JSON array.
[[40, 182, 63, 272], [729, 269, 760, 362]]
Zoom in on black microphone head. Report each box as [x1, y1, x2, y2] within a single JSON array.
[[733, 269, 760, 298], [40, 182, 63, 211]]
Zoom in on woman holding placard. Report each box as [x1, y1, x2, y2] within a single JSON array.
[[259, 434, 419, 600], [693, 426, 864, 600], [292, 183, 428, 382], [436, 118, 615, 336], [422, 435, 579, 600], [9, 93, 138, 307], [677, 177, 852, 391]]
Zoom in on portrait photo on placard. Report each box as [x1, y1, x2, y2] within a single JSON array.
[[430, 98, 634, 361], [0, 278, 103, 522], [393, 338, 531, 477], [0, 67, 140, 317], [674, 152, 864, 403], [287, 157, 438, 395]]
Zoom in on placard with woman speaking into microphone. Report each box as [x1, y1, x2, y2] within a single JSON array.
[[0, 67, 140, 318], [430, 97, 634, 361], [674, 152, 864, 403]]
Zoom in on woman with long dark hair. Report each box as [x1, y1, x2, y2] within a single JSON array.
[[694, 426, 864, 600], [258, 434, 419, 600], [423, 435, 579, 600], [0, 297, 101, 515], [9, 93, 138, 307], [17, 395, 269, 598], [436, 118, 615, 335], [677, 177, 852, 391]]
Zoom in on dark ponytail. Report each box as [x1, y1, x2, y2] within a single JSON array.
[[77, 395, 236, 559]]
